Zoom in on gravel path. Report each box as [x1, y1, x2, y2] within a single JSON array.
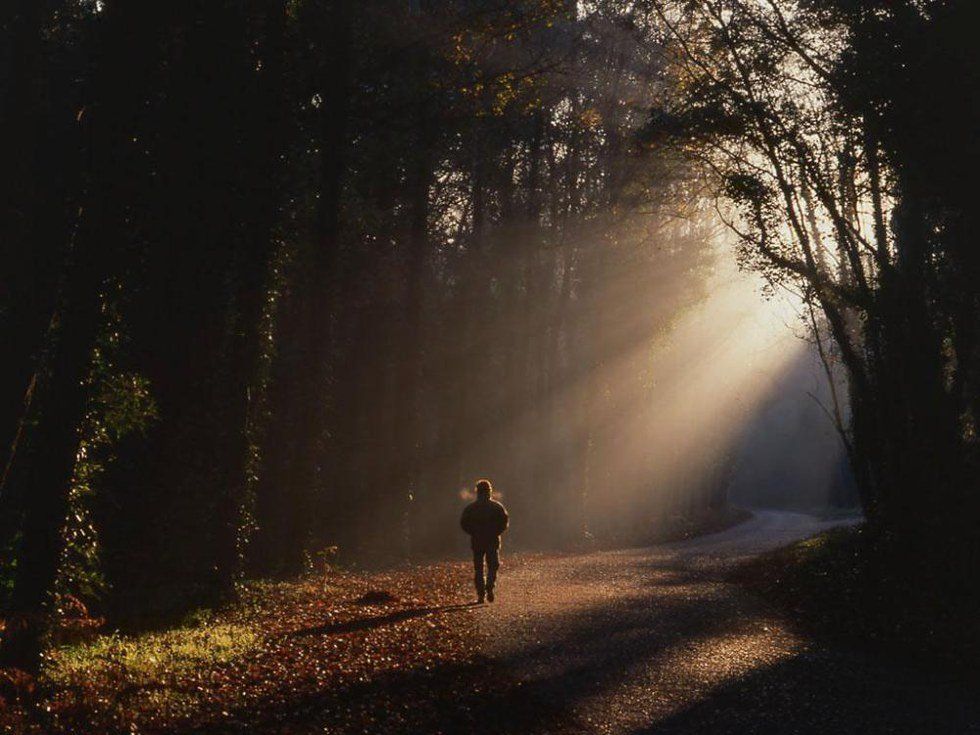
[[475, 511, 980, 735]]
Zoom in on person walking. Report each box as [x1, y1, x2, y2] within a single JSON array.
[[460, 479, 509, 603]]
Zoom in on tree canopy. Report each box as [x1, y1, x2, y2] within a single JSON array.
[[1, 0, 977, 675]]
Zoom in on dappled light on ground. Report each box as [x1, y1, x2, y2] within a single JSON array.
[[478, 512, 975, 734], [2, 513, 972, 734]]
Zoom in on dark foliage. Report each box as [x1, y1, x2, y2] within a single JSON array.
[[0, 0, 716, 673], [645, 0, 980, 599], [1, 0, 976, 682]]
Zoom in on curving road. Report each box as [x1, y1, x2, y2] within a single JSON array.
[[475, 511, 979, 734]]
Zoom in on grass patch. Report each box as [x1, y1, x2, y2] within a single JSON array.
[[732, 523, 979, 675], [0, 613, 267, 730], [1, 563, 480, 732], [732, 525, 868, 634], [45, 618, 259, 687]]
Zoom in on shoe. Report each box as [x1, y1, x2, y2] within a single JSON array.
[[477, 593, 485, 604], [486, 588, 495, 602]]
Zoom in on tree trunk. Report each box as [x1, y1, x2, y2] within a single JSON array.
[[0, 0, 73, 550], [0, 0, 153, 671], [0, 249, 102, 671], [212, 0, 290, 591], [252, 0, 350, 573]]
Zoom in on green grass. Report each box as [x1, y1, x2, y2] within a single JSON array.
[[46, 618, 259, 687]]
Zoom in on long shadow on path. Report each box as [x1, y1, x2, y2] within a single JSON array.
[[286, 602, 480, 638], [635, 651, 980, 735], [181, 548, 980, 734]]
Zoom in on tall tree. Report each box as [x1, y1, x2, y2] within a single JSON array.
[[0, 0, 162, 670]]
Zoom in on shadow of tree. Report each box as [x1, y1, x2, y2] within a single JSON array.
[[285, 602, 481, 638], [186, 592, 737, 734], [631, 651, 980, 735], [177, 655, 585, 734], [177, 556, 979, 735]]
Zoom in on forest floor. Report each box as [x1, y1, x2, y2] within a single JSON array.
[[3, 510, 979, 734]]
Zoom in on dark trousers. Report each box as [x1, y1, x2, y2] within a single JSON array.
[[472, 548, 500, 595]]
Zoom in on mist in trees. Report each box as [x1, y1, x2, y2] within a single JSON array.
[[645, 0, 979, 592], [1, 0, 977, 674]]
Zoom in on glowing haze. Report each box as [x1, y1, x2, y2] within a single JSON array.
[[444, 220, 848, 551]]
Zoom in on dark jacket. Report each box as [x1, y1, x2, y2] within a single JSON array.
[[460, 497, 509, 551]]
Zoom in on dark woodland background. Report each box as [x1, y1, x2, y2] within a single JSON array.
[[1, 0, 978, 673]]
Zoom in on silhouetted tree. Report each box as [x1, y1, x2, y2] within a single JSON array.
[[648, 0, 979, 580]]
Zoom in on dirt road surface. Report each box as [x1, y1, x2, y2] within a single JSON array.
[[475, 511, 979, 734]]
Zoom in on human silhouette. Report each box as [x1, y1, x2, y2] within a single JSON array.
[[460, 479, 509, 603]]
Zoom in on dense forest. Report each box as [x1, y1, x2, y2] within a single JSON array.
[[1, 0, 977, 679], [645, 0, 980, 602]]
